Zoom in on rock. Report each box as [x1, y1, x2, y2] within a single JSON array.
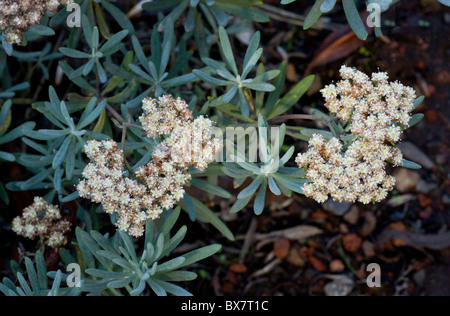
[[443, 194, 450, 205], [273, 238, 290, 260], [387, 194, 416, 207], [362, 240, 376, 258], [359, 212, 377, 237], [308, 255, 327, 272], [393, 168, 421, 193], [229, 263, 247, 274], [287, 248, 306, 267], [413, 269, 426, 288], [397, 141, 436, 170], [323, 276, 354, 296], [419, 206, 433, 219], [342, 233, 363, 253], [286, 63, 298, 82], [416, 180, 438, 194], [435, 153, 447, 165], [323, 199, 353, 216], [417, 194, 433, 208], [339, 223, 349, 234], [343, 205, 360, 225], [329, 259, 345, 273], [324, 281, 353, 296]]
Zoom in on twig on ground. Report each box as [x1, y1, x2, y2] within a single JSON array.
[[239, 217, 258, 263], [249, 258, 282, 279]]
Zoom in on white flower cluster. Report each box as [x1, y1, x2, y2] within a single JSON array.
[[321, 65, 416, 143], [296, 66, 417, 204], [77, 139, 159, 237], [78, 96, 223, 237], [12, 196, 71, 248], [140, 95, 193, 139], [296, 134, 397, 204], [140, 95, 223, 171], [0, 0, 74, 44]]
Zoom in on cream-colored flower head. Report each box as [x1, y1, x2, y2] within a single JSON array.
[[320, 65, 416, 144], [296, 134, 397, 204], [140, 95, 193, 139], [297, 66, 416, 204], [78, 96, 223, 237], [78, 139, 159, 238], [140, 95, 223, 171], [12, 196, 71, 248], [0, 0, 75, 44]]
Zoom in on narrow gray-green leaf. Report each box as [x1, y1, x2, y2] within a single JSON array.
[[268, 174, 281, 195], [156, 257, 186, 273], [342, 0, 369, 40], [254, 178, 267, 215], [413, 96, 425, 110], [218, 26, 238, 76], [267, 75, 315, 119], [399, 159, 422, 169], [221, 84, 239, 103], [101, 0, 135, 33], [406, 113, 424, 129], [77, 100, 107, 129], [210, 5, 228, 26], [237, 176, 263, 199], [179, 244, 222, 268], [29, 25, 55, 36], [25, 257, 40, 295], [242, 81, 275, 92], [99, 30, 129, 54], [321, 0, 337, 13], [193, 70, 231, 86], [304, 0, 325, 30], [59, 47, 90, 59], [190, 178, 232, 198], [52, 136, 72, 169]]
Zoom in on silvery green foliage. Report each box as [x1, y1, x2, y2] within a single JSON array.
[[0, 95, 35, 204], [7, 87, 107, 202], [126, 20, 197, 108], [194, 27, 280, 117], [209, 61, 317, 214], [143, 0, 269, 31], [367, 0, 398, 12], [281, 0, 449, 39], [0, 101, 35, 164], [73, 207, 221, 296], [223, 115, 308, 214], [0, 251, 81, 296]]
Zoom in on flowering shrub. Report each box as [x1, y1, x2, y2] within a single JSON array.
[[0, 0, 430, 296]]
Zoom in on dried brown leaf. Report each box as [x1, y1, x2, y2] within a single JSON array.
[[272, 238, 291, 259]]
